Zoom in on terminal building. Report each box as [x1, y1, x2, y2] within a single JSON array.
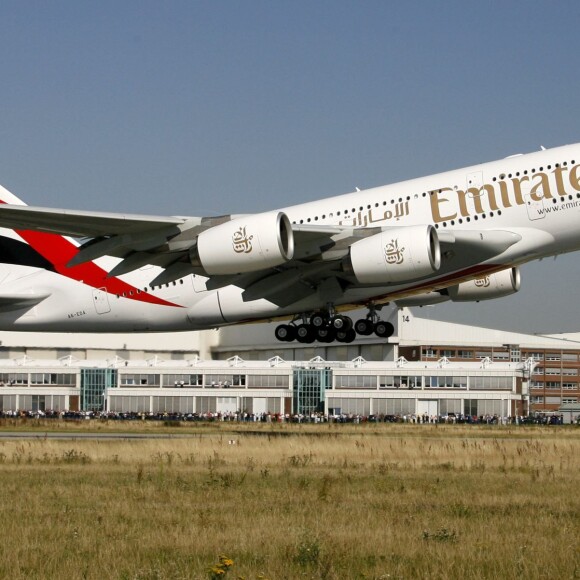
[[0, 354, 530, 419], [0, 307, 578, 418]]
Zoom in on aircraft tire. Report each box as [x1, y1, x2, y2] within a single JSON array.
[[374, 321, 395, 338], [274, 324, 295, 342], [332, 315, 352, 331], [310, 311, 327, 328], [336, 328, 356, 343], [296, 324, 315, 343], [354, 318, 374, 335], [316, 326, 336, 343]]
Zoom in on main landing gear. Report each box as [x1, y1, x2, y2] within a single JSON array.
[[274, 306, 394, 344]]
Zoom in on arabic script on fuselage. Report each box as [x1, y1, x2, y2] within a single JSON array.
[[338, 200, 409, 227]]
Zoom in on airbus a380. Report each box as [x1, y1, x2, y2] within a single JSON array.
[[0, 143, 578, 343]]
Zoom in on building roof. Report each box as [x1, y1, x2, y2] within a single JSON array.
[[0, 353, 529, 374], [397, 309, 580, 349]]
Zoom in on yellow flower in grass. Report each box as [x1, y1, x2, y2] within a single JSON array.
[[219, 556, 234, 568], [208, 556, 234, 578]]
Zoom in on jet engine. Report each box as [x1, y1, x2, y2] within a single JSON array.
[[191, 211, 294, 275], [395, 266, 521, 307], [347, 225, 441, 284], [447, 267, 521, 302]]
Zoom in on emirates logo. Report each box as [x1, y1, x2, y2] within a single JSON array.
[[232, 226, 253, 254], [474, 276, 491, 288], [384, 239, 405, 264]]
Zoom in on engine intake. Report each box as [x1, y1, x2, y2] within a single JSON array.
[[192, 211, 294, 275], [347, 225, 441, 284]]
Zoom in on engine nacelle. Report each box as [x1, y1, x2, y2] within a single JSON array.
[[448, 267, 521, 302], [192, 211, 294, 275], [347, 225, 441, 284]]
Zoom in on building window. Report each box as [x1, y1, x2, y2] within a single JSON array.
[[205, 374, 246, 387], [120, 374, 161, 387], [379, 375, 423, 389], [246, 375, 290, 388], [163, 374, 203, 387], [30, 373, 76, 386], [335, 375, 376, 389], [470, 376, 512, 390], [0, 373, 28, 385]]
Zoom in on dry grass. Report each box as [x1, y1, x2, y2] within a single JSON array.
[[0, 425, 578, 579]]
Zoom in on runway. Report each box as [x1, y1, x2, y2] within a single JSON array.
[[0, 431, 199, 440]]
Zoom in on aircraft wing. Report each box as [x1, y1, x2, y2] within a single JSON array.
[[0, 204, 187, 237], [0, 203, 521, 305], [0, 203, 369, 287]]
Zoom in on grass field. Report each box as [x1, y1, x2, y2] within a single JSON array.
[[0, 422, 578, 579]]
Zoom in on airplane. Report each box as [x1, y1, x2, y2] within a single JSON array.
[[0, 142, 578, 343]]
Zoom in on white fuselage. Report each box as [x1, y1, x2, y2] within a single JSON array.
[[2, 143, 580, 332]]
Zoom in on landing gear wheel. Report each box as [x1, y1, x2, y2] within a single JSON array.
[[354, 318, 374, 336], [316, 326, 336, 343], [374, 321, 394, 338], [332, 315, 352, 331], [336, 328, 356, 343], [310, 311, 328, 328], [296, 324, 315, 343], [274, 324, 295, 342]]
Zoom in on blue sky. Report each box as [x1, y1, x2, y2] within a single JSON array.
[[1, 1, 580, 334]]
